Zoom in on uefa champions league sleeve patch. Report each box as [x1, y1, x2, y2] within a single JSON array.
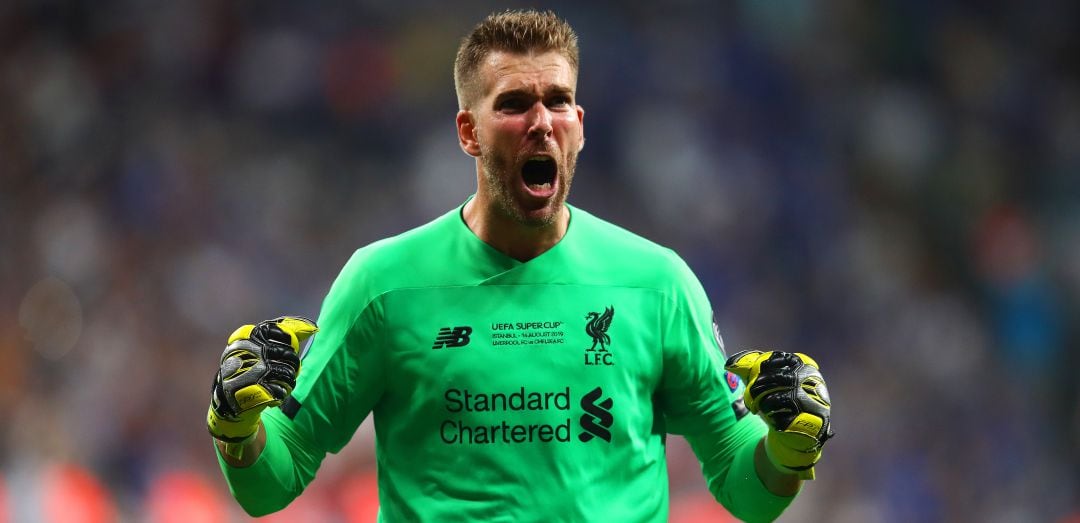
[[725, 370, 741, 392], [724, 370, 749, 420]]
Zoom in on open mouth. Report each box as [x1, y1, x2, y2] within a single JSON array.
[[522, 157, 557, 192]]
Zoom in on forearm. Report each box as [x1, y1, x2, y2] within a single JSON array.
[[708, 428, 798, 523], [687, 417, 797, 522], [215, 413, 323, 517]]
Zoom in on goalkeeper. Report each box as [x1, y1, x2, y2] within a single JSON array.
[[207, 9, 833, 523]]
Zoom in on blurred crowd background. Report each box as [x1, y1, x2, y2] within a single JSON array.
[[1, 0, 1078, 521]]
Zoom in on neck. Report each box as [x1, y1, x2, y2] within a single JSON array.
[[462, 195, 569, 262]]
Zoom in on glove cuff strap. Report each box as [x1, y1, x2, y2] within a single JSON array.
[[207, 407, 260, 443], [211, 429, 257, 445], [764, 433, 820, 480]]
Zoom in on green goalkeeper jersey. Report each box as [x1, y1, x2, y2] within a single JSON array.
[[218, 202, 796, 522]]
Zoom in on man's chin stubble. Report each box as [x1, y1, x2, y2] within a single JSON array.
[[480, 155, 575, 229]]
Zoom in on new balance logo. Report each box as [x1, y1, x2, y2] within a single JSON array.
[[431, 326, 473, 349], [579, 386, 613, 443]]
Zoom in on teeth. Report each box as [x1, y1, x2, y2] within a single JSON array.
[[527, 182, 553, 191], [528, 156, 551, 162]]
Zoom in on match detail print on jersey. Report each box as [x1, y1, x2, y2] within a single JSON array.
[[489, 320, 566, 347]]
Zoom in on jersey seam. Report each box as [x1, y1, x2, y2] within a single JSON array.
[[358, 282, 682, 296], [342, 297, 383, 439]]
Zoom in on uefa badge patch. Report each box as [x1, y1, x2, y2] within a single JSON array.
[[724, 370, 741, 392], [725, 370, 750, 420]]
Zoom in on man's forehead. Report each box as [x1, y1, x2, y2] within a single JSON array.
[[479, 50, 576, 94]]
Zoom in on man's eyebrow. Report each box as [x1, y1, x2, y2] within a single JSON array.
[[492, 85, 574, 102], [546, 86, 574, 98], [492, 89, 531, 102]]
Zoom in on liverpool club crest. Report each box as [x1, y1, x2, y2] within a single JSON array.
[[584, 306, 614, 366], [585, 306, 614, 351]]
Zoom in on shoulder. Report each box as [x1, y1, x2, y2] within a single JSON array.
[[329, 209, 461, 301], [351, 210, 457, 269], [564, 205, 697, 288]]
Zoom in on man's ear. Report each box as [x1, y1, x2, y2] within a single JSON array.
[[457, 110, 481, 157], [577, 104, 585, 152]]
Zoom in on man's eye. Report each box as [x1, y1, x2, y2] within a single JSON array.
[[548, 97, 571, 107], [499, 99, 526, 111]]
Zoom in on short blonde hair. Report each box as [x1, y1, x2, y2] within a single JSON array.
[[453, 9, 580, 110]]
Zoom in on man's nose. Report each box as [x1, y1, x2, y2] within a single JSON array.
[[526, 103, 553, 138]]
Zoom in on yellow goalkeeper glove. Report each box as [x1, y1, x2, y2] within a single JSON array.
[[207, 316, 318, 443], [725, 350, 833, 480]]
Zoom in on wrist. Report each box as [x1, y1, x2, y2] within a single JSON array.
[[215, 423, 266, 467], [753, 438, 803, 496], [220, 424, 259, 460]]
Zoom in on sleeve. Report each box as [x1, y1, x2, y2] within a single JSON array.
[[216, 250, 387, 516], [656, 256, 797, 523]]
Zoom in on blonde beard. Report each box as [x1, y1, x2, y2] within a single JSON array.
[[478, 150, 576, 228]]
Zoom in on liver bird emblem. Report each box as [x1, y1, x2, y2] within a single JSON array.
[[585, 306, 614, 352]]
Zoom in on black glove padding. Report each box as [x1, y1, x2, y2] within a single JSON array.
[[207, 316, 316, 442]]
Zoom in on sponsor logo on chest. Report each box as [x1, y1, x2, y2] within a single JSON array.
[[439, 385, 615, 445]]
